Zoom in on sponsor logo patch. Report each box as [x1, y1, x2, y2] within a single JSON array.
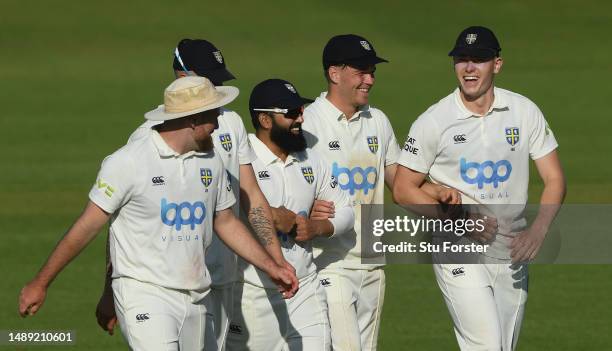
[[152, 176, 165, 186], [453, 134, 467, 144], [328, 140, 340, 150], [136, 313, 150, 322], [451, 267, 465, 277]]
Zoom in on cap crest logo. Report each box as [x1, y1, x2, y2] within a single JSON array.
[[466, 34, 478, 45], [213, 51, 223, 64], [360, 40, 371, 51], [285, 84, 296, 93]]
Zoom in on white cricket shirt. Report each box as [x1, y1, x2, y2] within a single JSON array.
[[240, 134, 354, 288], [302, 92, 400, 269], [127, 109, 256, 286], [398, 87, 558, 258], [89, 129, 235, 293]]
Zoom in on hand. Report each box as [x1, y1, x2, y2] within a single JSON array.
[[95, 291, 117, 335], [267, 263, 299, 299], [438, 187, 462, 205], [466, 213, 498, 243], [310, 200, 335, 220], [19, 280, 47, 317], [295, 215, 320, 242], [510, 225, 547, 263], [273, 207, 297, 234]]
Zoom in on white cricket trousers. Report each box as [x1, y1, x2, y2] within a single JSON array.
[[226, 272, 330, 350], [433, 260, 528, 351], [113, 277, 216, 351], [317, 267, 385, 351], [209, 284, 233, 351]]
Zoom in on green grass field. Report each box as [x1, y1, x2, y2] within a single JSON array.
[[2, 0, 611, 349]]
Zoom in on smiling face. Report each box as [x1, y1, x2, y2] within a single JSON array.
[[331, 64, 376, 109], [269, 106, 307, 153], [453, 56, 503, 101]]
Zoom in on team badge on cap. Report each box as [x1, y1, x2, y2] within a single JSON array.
[[301, 166, 315, 184], [466, 33, 478, 45], [213, 51, 223, 64], [219, 133, 233, 152], [285, 83, 296, 93], [367, 136, 379, 153], [200, 168, 213, 187], [505, 127, 520, 146], [360, 40, 371, 51]]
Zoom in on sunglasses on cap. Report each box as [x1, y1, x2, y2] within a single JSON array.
[[252, 106, 304, 119]]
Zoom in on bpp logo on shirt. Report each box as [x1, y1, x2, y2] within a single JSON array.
[[460, 158, 512, 189], [161, 198, 206, 230], [332, 162, 377, 195]]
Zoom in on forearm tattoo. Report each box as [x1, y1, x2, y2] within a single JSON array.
[[248, 206, 274, 247]]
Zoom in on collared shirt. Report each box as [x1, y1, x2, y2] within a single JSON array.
[[127, 109, 256, 286], [240, 134, 353, 288], [398, 87, 558, 258], [89, 129, 235, 293], [302, 92, 400, 269]]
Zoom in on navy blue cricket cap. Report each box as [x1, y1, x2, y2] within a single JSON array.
[[323, 34, 388, 69], [173, 39, 236, 84], [448, 26, 501, 59], [249, 79, 313, 116]]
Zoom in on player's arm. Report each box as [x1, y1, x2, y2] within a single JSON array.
[[392, 165, 439, 206], [387, 162, 460, 204], [19, 201, 111, 317], [95, 234, 117, 335], [511, 150, 566, 262], [296, 163, 355, 242], [239, 164, 290, 267], [214, 208, 298, 297]]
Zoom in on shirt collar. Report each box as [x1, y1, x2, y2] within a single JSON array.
[[317, 92, 372, 121], [150, 129, 208, 159], [248, 134, 302, 166], [454, 87, 509, 120]]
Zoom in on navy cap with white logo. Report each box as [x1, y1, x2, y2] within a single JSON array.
[[448, 26, 501, 59], [249, 79, 314, 118], [322, 34, 388, 69], [173, 39, 236, 85]]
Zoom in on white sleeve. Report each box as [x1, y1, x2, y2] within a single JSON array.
[[88, 153, 134, 213], [397, 113, 440, 174], [233, 113, 257, 165], [215, 162, 237, 212], [381, 112, 400, 166], [527, 103, 558, 160], [315, 156, 354, 237]]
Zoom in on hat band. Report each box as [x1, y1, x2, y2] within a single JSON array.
[[164, 85, 221, 113]]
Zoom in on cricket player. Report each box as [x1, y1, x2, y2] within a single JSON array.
[[226, 79, 355, 350], [297, 34, 398, 351], [19, 76, 298, 351], [392, 26, 566, 350], [95, 39, 292, 350]]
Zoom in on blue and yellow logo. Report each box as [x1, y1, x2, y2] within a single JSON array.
[[301, 166, 315, 184], [200, 168, 213, 187], [505, 127, 519, 146], [367, 136, 379, 153], [218, 133, 232, 152]]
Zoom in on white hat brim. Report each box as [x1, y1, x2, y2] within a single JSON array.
[[144, 86, 239, 121]]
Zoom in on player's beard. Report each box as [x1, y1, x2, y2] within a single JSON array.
[[196, 135, 215, 152], [270, 119, 307, 153]]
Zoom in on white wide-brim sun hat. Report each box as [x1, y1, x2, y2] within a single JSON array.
[[145, 76, 239, 121]]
